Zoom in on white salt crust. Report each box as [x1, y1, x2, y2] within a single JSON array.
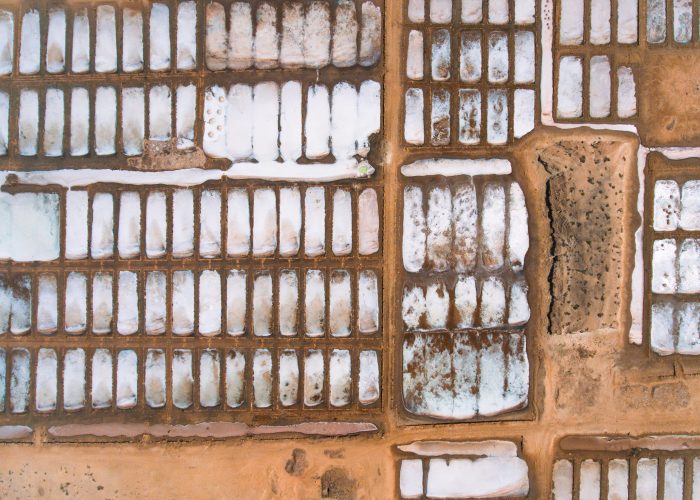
[[227, 271, 247, 336], [122, 8, 143, 73], [145, 349, 166, 408], [149, 86, 171, 140], [636, 459, 658, 498], [46, 8, 66, 74], [426, 457, 529, 498], [226, 351, 245, 407], [72, 10, 90, 73], [145, 272, 166, 335], [330, 271, 351, 337], [253, 349, 272, 408], [70, 88, 90, 156], [617, 67, 637, 118], [590, 0, 611, 45], [330, 349, 352, 407], [172, 270, 194, 335], [18, 90, 38, 155], [559, 0, 583, 45], [304, 349, 324, 406], [589, 56, 611, 118], [116, 350, 137, 409], [150, 4, 171, 71], [200, 350, 221, 408], [37, 274, 57, 334], [579, 460, 601, 499], [0, 11, 13, 75], [407, 30, 424, 80], [117, 271, 139, 335], [332, 189, 353, 256], [91, 349, 112, 409], [19, 10, 40, 75], [95, 6, 117, 73], [279, 270, 299, 336], [63, 349, 86, 410], [44, 89, 64, 157], [145, 192, 165, 258], [404, 88, 424, 145], [358, 350, 380, 404], [305, 270, 325, 336], [172, 349, 193, 409], [118, 191, 141, 259], [177, 2, 197, 69], [279, 350, 298, 406], [92, 273, 112, 334], [35, 349, 57, 412], [199, 270, 222, 336], [557, 56, 583, 119], [65, 272, 87, 334], [253, 272, 272, 336]]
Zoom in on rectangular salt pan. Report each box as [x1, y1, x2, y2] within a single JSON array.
[[589, 56, 611, 118], [405, 88, 424, 145], [253, 272, 272, 336], [117, 272, 139, 335], [177, 1, 197, 70], [46, 8, 66, 74], [44, 88, 64, 157], [145, 272, 166, 335], [95, 6, 117, 73], [92, 349, 112, 409], [92, 273, 113, 334], [145, 349, 166, 408], [172, 190, 194, 257], [172, 270, 194, 335], [150, 4, 171, 70], [199, 270, 222, 336], [279, 187, 301, 257], [122, 8, 143, 72], [19, 10, 40, 74], [253, 349, 272, 408], [305, 187, 326, 257], [559, 0, 583, 44], [145, 192, 165, 258], [172, 350, 193, 409], [65, 272, 87, 334], [305, 270, 325, 336], [330, 270, 351, 337], [0, 11, 13, 75], [407, 31, 423, 80], [200, 350, 220, 407], [18, 90, 38, 156], [647, 0, 667, 43], [557, 56, 583, 119], [227, 271, 247, 336], [72, 10, 90, 73], [63, 349, 86, 410], [119, 192, 141, 259], [200, 190, 222, 257], [37, 274, 57, 334], [70, 88, 90, 156], [590, 0, 611, 44], [95, 87, 116, 155], [226, 351, 245, 407], [279, 270, 299, 336], [36, 348, 57, 412], [279, 350, 299, 406]]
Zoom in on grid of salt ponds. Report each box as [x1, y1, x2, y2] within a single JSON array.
[[558, 0, 700, 46], [403, 0, 537, 147], [0, 186, 380, 262], [553, 453, 698, 499], [648, 179, 700, 355], [0, 80, 381, 160], [0, 346, 380, 413], [0, 84, 199, 157], [555, 55, 637, 120], [0, 268, 380, 338], [0, 1, 381, 77], [403, 331, 528, 419], [400, 174, 530, 421], [203, 81, 380, 161]]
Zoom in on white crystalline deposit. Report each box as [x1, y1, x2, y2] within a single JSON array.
[[122, 8, 143, 72], [652, 239, 677, 294], [459, 89, 481, 145], [509, 182, 529, 270], [253, 82, 280, 162], [279, 270, 299, 336], [359, 1, 381, 67], [654, 180, 680, 231], [331, 83, 358, 160], [43, 89, 64, 157], [487, 90, 508, 145], [117, 191, 141, 259], [278, 350, 299, 406], [92, 272, 113, 334], [227, 189, 250, 256], [72, 9, 90, 73], [19, 10, 40, 74], [18, 89, 38, 156], [95, 5, 117, 73], [63, 349, 86, 410], [116, 349, 138, 409], [5, 192, 60, 262], [515, 0, 535, 24], [607, 460, 629, 500], [333, 0, 357, 67], [226, 351, 245, 407], [226, 271, 247, 336], [172, 349, 194, 409], [172, 189, 194, 257], [95, 86, 116, 155], [480, 277, 506, 327], [177, 1, 197, 70], [35, 348, 57, 412], [453, 182, 478, 272], [70, 88, 90, 156], [358, 350, 380, 404], [359, 188, 380, 255], [198, 270, 222, 336], [117, 271, 139, 335], [145, 272, 166, 335], [681, 180, 700, 230], [408, 0, 425, 22], [427, 186, 452, 271], [145, 191, 166, 258], [557, 56, 583, 119], [431, 29, 451, 81], [253, 272, 272, 336], [488, 31, 508, 84], [122, 88, 145, 156], [37, 274, 57, 334], [664, 458, 684, 499], [330, 270, 351, 337], [228, 2, 253, 69], [482, 183, 506, 270], [280, 3, 304, 68], [150, 4, 171, 71], [64, 272, 87, 334], [199, 350, 221, 407], [430, 0, 452, 23], [489, 0, 509, 24], [305, 269, 325, 336], [279, 187, 301, 256], [255, 3, 279, 69], [400, 460, 424, 499], [579, 460, 601, 499], [149, 86, 171, 140], [330, 349, 352, 407], [514, 89, 535, 139], [590, 0, 611, 45], [617, 67, 637, 118], [559, 0, 584, 45], [91, 349, 112, 409], [426, 282, 449, 329], [304, 349, 324, 406], [403, 186, 427, 272], [514, 31, 535, 84], [431, 89, 450, 145], [358, 270, 379, 333], [589, 56, 611, 118], [176, 84, 197, 149], [332, 189, 353, 255], [200, 190, 222, 257], [0, 91, 8, 155], [0, 11, 13, 75], [10, 349, 30, 413], [253, 188, 277, 256], [636, 459, 658, 499], [650, 301, 674, 355], [304, 2, 331, 68], [461, 0, 482, 23], [455, 275, 476, 327], [426, 457, 529, 498], [253, 349, 272, 408], [172, 270, 194, 335], [617, 0, 638, 43], [65, 191, 88, 259], [145, 349, 166, 408], [280, 81, 302, 162], [206, 2, 227, 70], [647, 0, 667, 43], [679, 239, 700, 293], [406, 30, 424, 80], [46, 8, 66, 74], [304, 187, 326, 257], [306, 85, 331, 159], [357, 80, 381, 157]]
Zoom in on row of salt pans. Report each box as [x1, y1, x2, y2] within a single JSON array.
[[0, 269, 380, 338], [0, 347, 380, 413], [0, 1, 381, 76], [408, 0, 535, 25], [203, 81, 381, 161], [4, 85, 197, 157]]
